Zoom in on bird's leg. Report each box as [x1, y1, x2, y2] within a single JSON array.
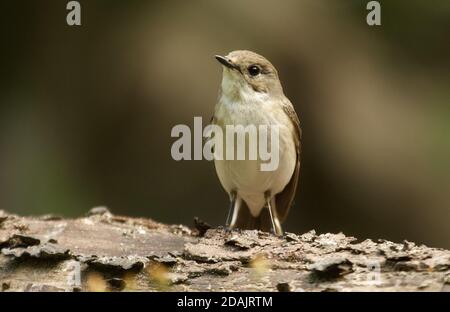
[[265, 192, 283, 236], [225, 191, 237, 231]]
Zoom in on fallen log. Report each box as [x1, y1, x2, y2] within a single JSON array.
[[0, 208, 449, 292]]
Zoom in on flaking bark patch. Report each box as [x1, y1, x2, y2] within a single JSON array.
[[0, 210, 449, 292]]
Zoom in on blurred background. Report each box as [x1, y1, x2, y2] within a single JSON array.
[[0, 1, 449, 248]]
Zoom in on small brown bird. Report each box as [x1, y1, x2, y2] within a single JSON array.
[[212, 50, 301, 235]]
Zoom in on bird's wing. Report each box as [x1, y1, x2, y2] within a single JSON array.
[[275, 97, 302, 223]]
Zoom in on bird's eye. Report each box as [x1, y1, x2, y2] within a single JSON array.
[[247, 65, 261, 76]]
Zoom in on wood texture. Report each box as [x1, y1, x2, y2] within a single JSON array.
[[0, 209, 449, 292]]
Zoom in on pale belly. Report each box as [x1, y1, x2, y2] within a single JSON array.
[[214, 144, 296, 216], [213, 101, 296, 217]]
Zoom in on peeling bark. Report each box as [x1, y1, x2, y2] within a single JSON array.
[[0, 209, 449, 292]]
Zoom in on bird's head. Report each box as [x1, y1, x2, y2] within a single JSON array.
[[215, 50, 283, 99]]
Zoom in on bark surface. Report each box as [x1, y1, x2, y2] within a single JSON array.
[[0, 208, 449, 292]]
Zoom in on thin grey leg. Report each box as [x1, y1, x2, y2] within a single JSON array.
[[266, 193, 283, 236], [225, 191, 237, 230]]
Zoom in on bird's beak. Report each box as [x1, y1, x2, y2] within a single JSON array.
[[215, 55, 239, 71]]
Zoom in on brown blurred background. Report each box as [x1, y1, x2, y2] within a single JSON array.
[[0, 1, 449, 248]]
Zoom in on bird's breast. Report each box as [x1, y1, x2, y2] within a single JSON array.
[[213, 95, 297, 215]]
